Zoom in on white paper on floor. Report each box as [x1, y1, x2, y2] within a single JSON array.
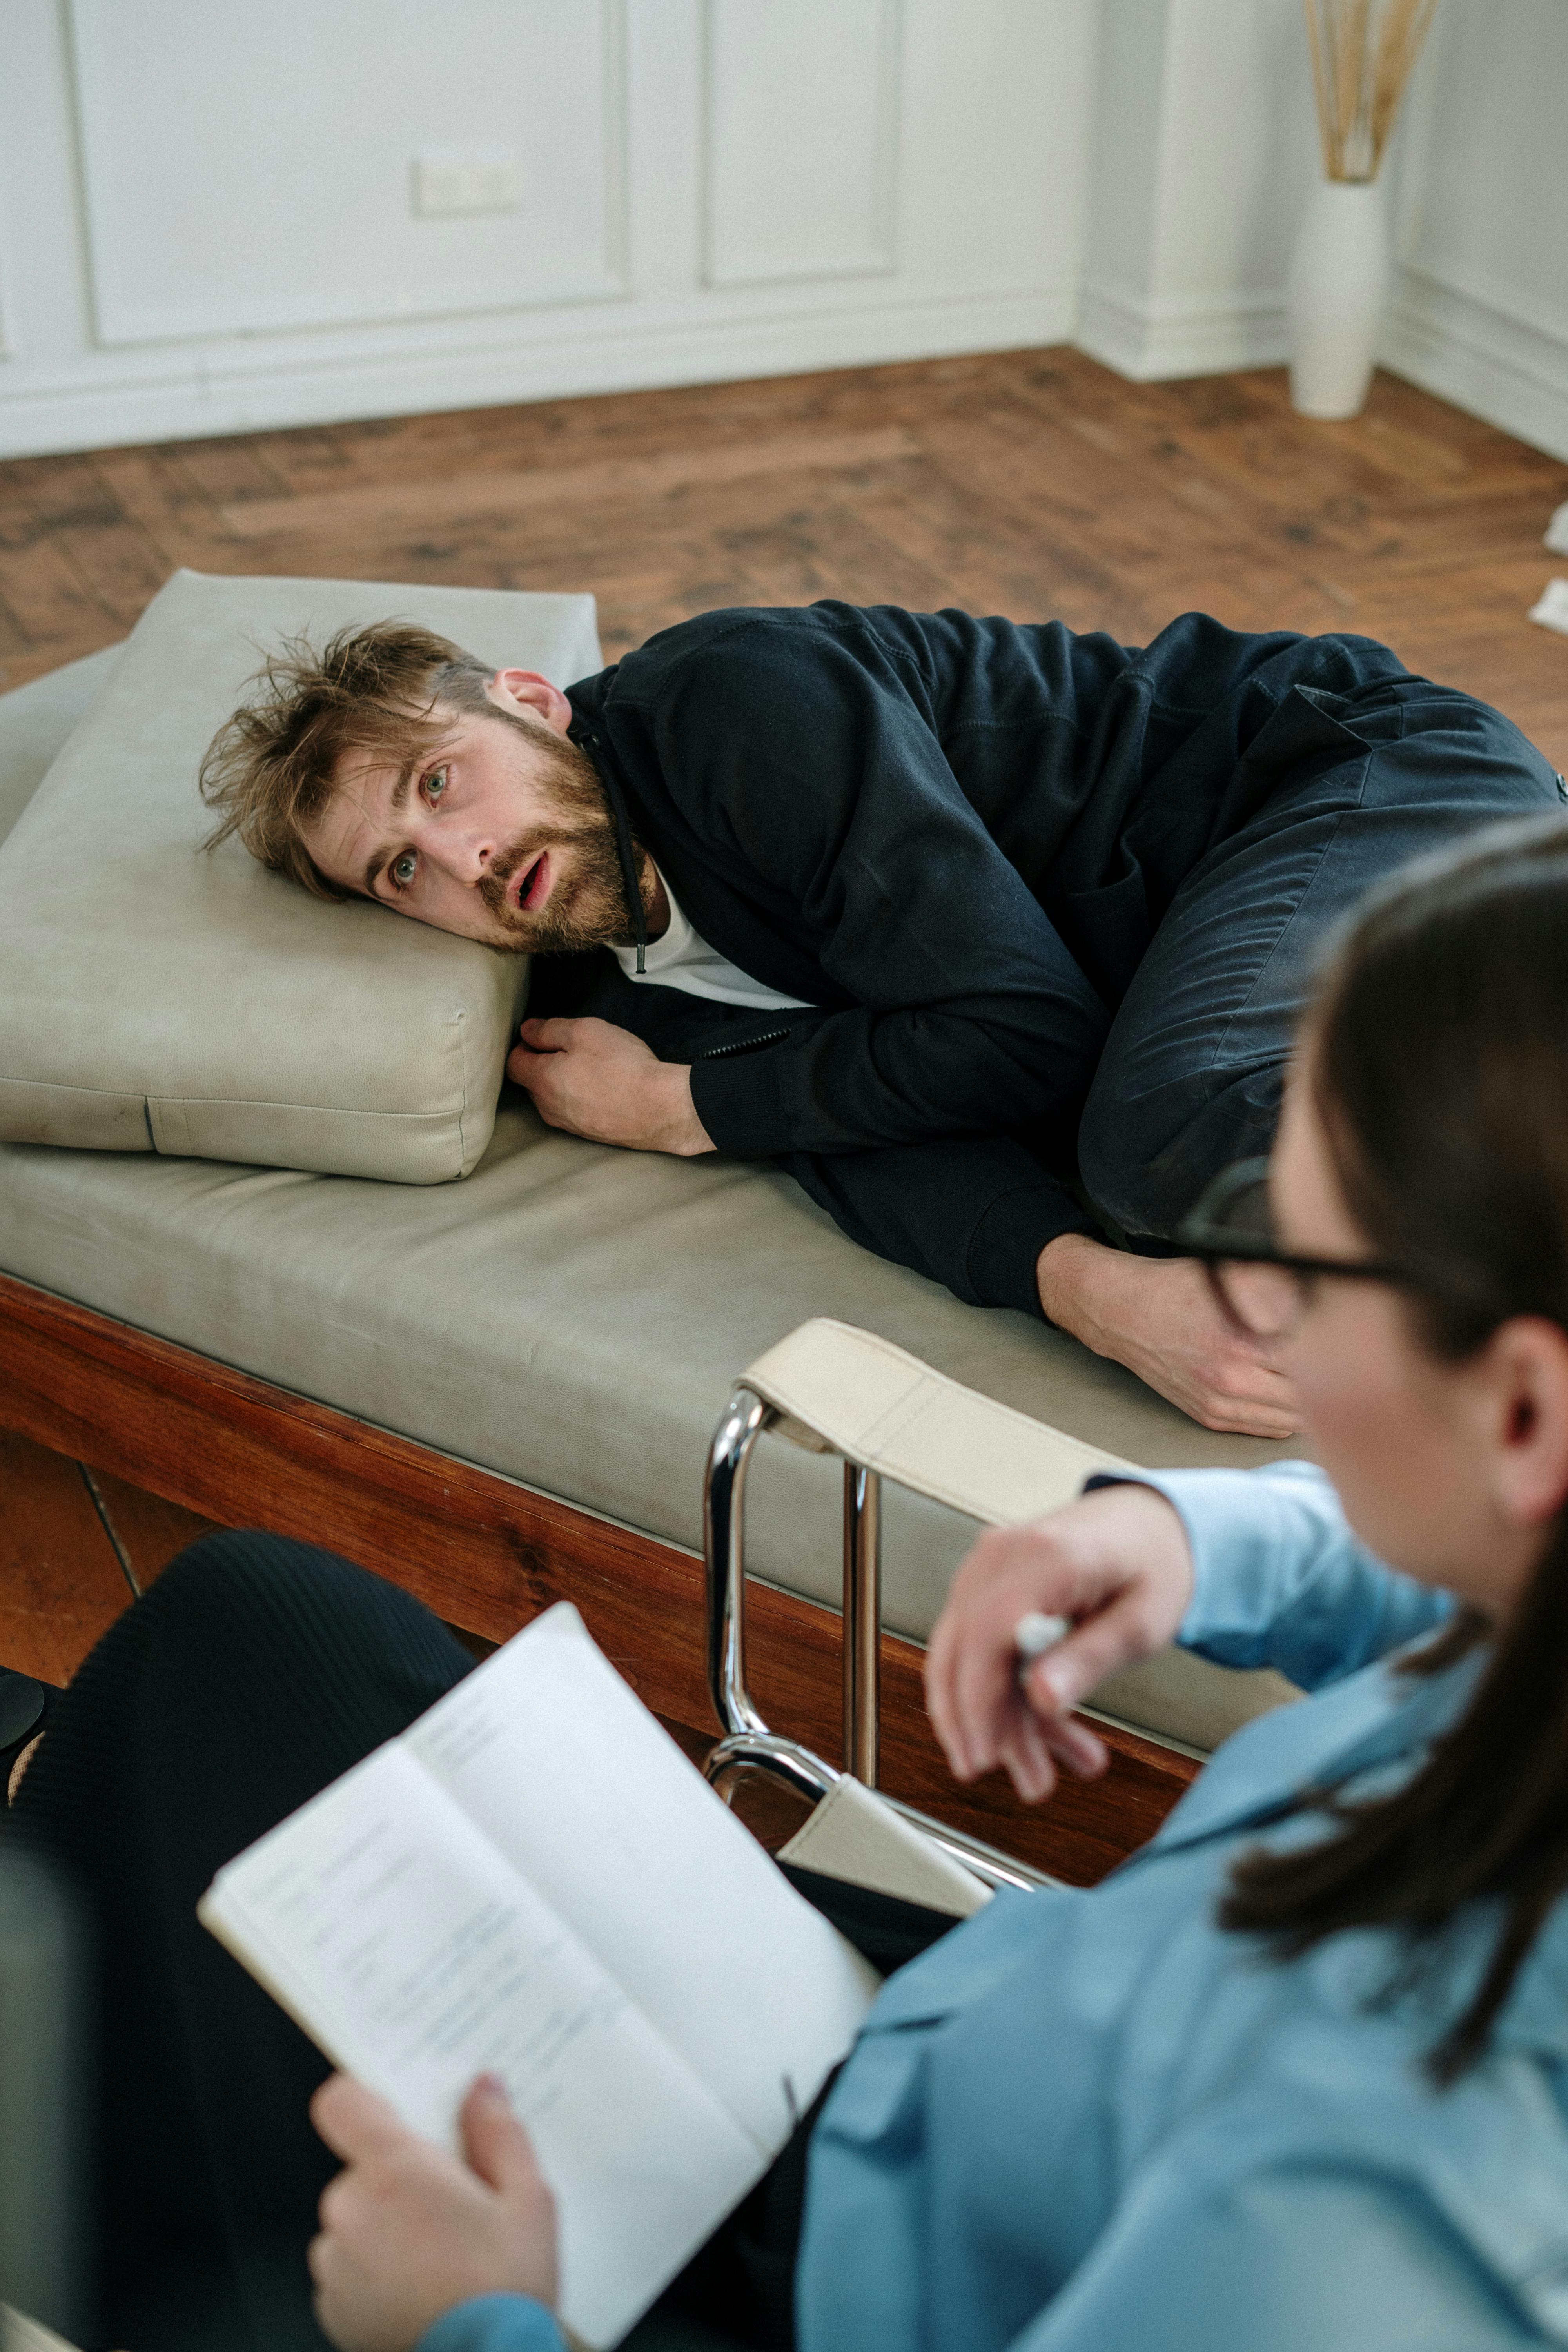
[[1546, 502, 1568, 557], [1529, 579, 1568, 637]]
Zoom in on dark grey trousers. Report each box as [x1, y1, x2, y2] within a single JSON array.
[[1078, 677, 1566, 1239]]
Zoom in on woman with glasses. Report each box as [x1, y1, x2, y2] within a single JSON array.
[[15, 816, 1568, 2350]]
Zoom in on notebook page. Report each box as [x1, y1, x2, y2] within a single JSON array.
[[407, 1606, 880, 2150], [200, 1741, 766, 2350]]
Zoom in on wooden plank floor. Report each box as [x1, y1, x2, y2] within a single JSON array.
[[0, 1430, 215, 1684], [3, 343, 1566, 1753], [2, 348, 1565, 755]]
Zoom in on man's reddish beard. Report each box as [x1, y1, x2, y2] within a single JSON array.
[[475, 731, 639, 953]]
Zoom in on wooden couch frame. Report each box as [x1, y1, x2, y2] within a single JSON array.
[[0, 1269, 1197, 1884]]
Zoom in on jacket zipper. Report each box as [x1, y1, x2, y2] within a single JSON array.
[[697, 1025, 791, 1063]]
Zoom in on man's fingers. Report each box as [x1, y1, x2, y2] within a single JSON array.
[[1181, 1352, 1299, 1436], [310, 2073, 410, 2165], [460, 2074, 543, 2198], [1194, 1394, 1301, 1438], [507, 1045, 563, 1109], [517, 1016, 576, 1050], [508, 1046, 571, 1119]]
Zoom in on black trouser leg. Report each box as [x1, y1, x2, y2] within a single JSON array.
[[7, 1532, 476, 2352], [1076, 685, 1565, 1238]]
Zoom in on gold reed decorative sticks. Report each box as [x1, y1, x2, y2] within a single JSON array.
[[1302, 0, 1438, 182]]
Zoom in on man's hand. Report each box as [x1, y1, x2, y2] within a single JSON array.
[[507, 1017, 713, 1156], [1037, 1233, 1299, 1437], [925, 1483, 1196, 1802], [309, 2073, 557, 2352]]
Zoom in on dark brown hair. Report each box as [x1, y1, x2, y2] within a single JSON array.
[[198, 621, 498, 897], [1220, 812, 1568, 2080]]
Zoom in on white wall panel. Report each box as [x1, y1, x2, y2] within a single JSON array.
[[899, 0, 1094, 299], [18, 0, 1563, 468], [703, 0, 900, 287], [68, 0, 628, 345], [1393, 0, 1564, 338], [1081, 0, 1318, 379], [1383, 0, 1568, 462], [0, 0, 1090, 457]]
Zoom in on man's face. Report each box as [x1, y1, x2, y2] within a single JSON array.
[[301, 670, 632, 953]]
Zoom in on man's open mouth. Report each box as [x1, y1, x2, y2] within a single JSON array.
[[512, 853, 552, 914]]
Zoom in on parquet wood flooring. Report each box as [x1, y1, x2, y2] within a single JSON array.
[[0, 1439, 216, 1685], [81, 1466, 216, 1595], [0, 1430, 135, 1685], [1, 348, 1564, 759]]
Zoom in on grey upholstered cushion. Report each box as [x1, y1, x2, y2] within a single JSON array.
[[0, 644, 125, 851], [0, 646, 1297, 1753], [0, 572, 601, 1183]]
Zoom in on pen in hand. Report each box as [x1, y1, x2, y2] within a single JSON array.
[[1013, 1610, 1071, 1689]]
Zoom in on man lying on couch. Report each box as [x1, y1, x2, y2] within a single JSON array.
[[200, 601, 1559, 1434]]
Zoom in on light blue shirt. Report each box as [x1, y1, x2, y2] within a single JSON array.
[[422, 1463, 1568, 2352]]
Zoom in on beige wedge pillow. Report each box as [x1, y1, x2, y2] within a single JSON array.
[[0, 569, 602, 1183]]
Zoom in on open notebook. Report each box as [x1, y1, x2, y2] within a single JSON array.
[[199, 1604, 881, 2350]]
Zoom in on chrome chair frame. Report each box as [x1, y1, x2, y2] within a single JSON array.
[[702, 1384, 1054, 1894]]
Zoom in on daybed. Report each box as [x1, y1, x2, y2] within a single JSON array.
[[0, 599, 1295, 1884]]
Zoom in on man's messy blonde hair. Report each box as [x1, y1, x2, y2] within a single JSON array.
[[199, 621, 498, 899]]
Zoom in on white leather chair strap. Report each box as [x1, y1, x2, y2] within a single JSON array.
[[742, 1317, 1134, 1527]]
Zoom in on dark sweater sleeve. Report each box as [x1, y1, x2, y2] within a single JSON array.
[[637, 621, 1111, 1160], [525, 956, 1098, 1311], [782, 1132, 1102, 1315]]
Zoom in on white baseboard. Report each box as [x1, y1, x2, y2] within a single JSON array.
[[1076, 281, 1289, 382], [9, 258, 1560, 479], [1380, 265, 1568, 468], [1076, 265, 1568, 474], [0, 285, 1078, 459]]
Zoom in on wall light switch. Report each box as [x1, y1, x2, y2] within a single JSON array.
[[412, 146, 524, 218]]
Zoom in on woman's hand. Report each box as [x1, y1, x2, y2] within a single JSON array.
[[925, 1483, 1196, 1802], [309, 2072, 558, 2352]]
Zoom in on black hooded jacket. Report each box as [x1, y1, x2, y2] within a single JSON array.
[[534, 601, 1497, 1315]]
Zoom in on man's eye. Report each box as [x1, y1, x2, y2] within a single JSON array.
[[390, 851, 418, 889], [425, 768, 448, 804]]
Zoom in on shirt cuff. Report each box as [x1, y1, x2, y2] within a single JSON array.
[[416, 2294, 565, 2352], [689, 1044, 793, 1157], [1087, 1462, 1339, 1653]]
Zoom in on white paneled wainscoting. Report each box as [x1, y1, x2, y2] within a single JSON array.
[[0, 0, 1094, 457], [0, 0, 1563, 463]]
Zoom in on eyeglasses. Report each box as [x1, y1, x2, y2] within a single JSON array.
[[1176, 1158, 1420, 1342]]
